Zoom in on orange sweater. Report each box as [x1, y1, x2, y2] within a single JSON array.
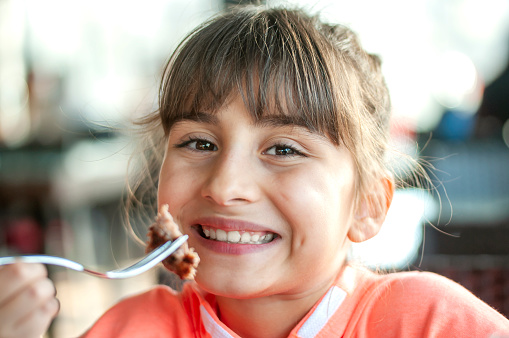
[[82, 265, 509, 337]]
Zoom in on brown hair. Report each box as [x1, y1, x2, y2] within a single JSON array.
[[127, 5, 401, 234]]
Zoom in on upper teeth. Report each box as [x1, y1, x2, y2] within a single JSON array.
[[202, 226, 274, 244]]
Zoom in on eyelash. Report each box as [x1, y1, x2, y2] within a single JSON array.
[[174, 137, 217, 152], [264, 143, 305, 157], [174, 137, 306, 157]]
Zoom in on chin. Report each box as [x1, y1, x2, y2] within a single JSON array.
[[195, 269, 274, 299]]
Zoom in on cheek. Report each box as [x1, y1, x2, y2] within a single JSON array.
[[157, 157, 198, 219], [272, 166, 356, 241]]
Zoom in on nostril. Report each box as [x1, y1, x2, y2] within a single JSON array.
[[200, 156, 260, 205], [201, 184, 255, 206]]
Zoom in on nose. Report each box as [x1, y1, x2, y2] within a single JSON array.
[[201, 150, 260, 206]]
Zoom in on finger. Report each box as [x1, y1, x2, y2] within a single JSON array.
[[2, 297, 59, 338], [15, 297, 60, 338], [0, 277, 56, 330], [0, 263, 47, 307]]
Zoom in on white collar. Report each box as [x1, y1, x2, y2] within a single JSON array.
[[199, 286, 347, 338]]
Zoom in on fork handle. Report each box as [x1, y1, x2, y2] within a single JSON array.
[[0, 255, 85, 272]]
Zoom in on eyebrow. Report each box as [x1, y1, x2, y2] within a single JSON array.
[[254, 115, 312, 130], [175, 111, 311, 130], [174, 111, 220, 125]]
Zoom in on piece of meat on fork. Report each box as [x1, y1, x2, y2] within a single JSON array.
[[146, 204, 200, 280]]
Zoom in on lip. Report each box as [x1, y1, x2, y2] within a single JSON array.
[[189, 217, 281, 255]]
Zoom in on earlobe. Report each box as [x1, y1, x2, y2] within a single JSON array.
[[348, 176, 394, 243]]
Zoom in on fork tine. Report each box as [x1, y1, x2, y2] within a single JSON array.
[[127, 241, 173, 268], [126, 235, 188, 271], [105, 235, 188, 279]]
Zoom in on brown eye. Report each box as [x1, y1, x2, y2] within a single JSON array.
[[195, 140, 216, 151], [274, 146, 295, 155], [264, 144, 304, 157], [175, 138, 218, 151]]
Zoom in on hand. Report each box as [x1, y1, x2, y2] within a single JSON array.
[[0, 263, 59, 338]]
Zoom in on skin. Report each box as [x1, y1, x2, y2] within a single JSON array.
[[0, 263, 59, 338], [157, 94, 365, 338]]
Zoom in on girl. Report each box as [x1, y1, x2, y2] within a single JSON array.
[[1, 5, 509, 338]]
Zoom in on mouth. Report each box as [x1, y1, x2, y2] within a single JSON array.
[[196, 225, 277, 245]]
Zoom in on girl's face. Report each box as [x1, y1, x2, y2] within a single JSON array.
[[158, 94, 357, 299]]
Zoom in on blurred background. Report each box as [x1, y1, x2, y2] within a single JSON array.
[[0, 0, 508, 336]]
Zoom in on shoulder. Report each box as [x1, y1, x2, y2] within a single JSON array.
[[375, 269, 476, 305], [115, 284, 183, 309], [101, 284, 185, 320], [356, 268, 509, 337], [81, 285, 195, 337], [375, 270, 503, 315]]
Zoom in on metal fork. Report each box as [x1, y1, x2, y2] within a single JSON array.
[[0, 235, 188, 279]]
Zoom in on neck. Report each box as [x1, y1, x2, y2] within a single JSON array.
[[215, 279, 336, 338]]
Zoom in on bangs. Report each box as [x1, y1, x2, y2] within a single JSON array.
[[158, 6, 344, 144]]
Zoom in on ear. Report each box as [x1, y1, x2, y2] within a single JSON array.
[[348, 174, 395, 243]]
